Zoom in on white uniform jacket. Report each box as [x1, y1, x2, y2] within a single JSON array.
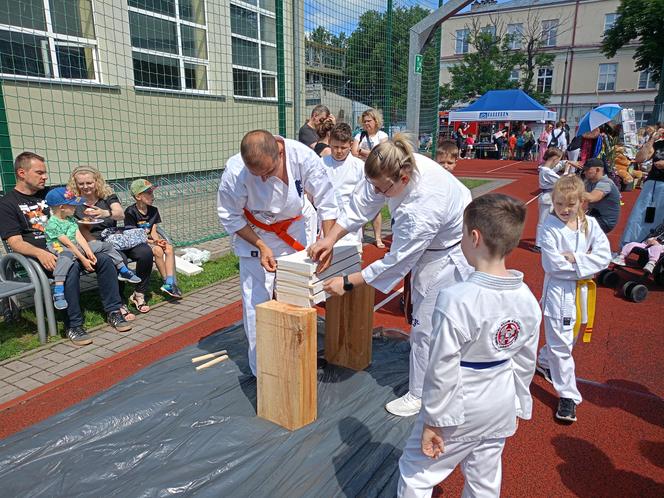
[[338, 154, 472, 293], [322, 153, 365, 245], [540, 215, 611, 320], [421, 271, 542, 443], [538, 163, 564, 192], [217, 138, 338, 257]]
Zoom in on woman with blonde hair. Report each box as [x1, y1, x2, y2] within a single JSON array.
[[68, 165, 154, 316], [352, 108, 389, 248], [309, 133, 473, 417]]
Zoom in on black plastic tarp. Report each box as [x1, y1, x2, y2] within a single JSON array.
[[0, 322, 415, 497]]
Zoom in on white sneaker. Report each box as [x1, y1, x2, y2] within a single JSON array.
[[385, 391, 422, 417], [612, 254, 626, 266], [643, 260, 656, 273]]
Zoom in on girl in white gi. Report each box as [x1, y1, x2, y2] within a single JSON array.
[[308, 134, 473, 417], [217, 130, 338, 376], [536, 175, 611, 422], [535, 147, 579, 250], [398, 194, 542, 498]]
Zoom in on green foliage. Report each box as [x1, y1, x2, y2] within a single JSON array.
[[308, 26, 348, 49], [601, 0, 664, 83]]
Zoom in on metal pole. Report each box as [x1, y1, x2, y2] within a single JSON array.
[[0, 80, 14, 192], [431, 0, 444, 158], [385, 0, 393, 135], [653, 55, 664, 124], [275, 0, 287, 136], [292, 0, 302, 137]]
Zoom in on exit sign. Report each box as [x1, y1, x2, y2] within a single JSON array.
[[415, 54, 423, 74]]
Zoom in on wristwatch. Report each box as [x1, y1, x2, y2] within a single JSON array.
[[342, 274, 354, 292]]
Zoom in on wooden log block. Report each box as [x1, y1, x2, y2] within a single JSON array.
[[325, 285, 375, 371], [256, 300, 317, 431]]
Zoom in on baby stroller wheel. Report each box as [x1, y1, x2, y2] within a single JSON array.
[[600, 269, 619, 287], [630, 284, 648, 303], [622, 281, 636, 299]]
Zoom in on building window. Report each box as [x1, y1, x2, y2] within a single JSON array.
[[128, 0, 209, 92], [480, 25, 496, 39], [507, 23, 523, 50], [455, 29, 469, 54], [230, 0, 277, 99], [509, 69, 520, 82], [537, 67, 553, 93], [604, 13, 617, 33], [597, 63, 617, 91], [0, 0, 98, 81], [541, 19, 558, 47], [638, 70, 657, 90], [634, 110, 652, 128]]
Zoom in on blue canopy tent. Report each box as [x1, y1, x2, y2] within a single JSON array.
[[448, 89, 557, 122]]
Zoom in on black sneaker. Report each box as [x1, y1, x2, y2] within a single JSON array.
[[66, 326, 92, 346], [556, 398, 577, 422], [536, 363, 553, 384], [107, 310, 132, 333]]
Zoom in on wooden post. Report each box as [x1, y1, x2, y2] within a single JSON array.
[[256, 300, 317, 430], [325, 285, 375, 371]]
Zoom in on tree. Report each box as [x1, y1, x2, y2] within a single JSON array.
[[602, 0, 664, 83]]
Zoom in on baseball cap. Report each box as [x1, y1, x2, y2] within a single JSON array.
[[130, 178, 155, 196], [45, 187, 85, 207], [582, 158, 604, 170]]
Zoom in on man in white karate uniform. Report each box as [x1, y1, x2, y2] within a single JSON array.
[[217, 130, 337, 376]]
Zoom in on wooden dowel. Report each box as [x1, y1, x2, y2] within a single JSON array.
[[195, 355, 229, 371], [191, 350, 228, 363]]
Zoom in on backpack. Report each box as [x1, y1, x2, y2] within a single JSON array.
[[550, 129, 563, 148]]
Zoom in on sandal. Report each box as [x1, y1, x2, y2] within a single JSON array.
[[120, 304, 136, 321], [129, 292, 151, 313], [376, 240, 386, 249]]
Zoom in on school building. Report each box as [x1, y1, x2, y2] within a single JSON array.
[[440, 0, 659, 128]]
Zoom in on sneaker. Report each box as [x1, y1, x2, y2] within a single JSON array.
[[536, 363, 553, 384], [66, 326, 92, 346], [118, 268, 141, 284], [643, 260, 656, 273], [107, 310, 132, 333], [53, 293, 68, 310], [611, 254, 626, 266], [385, 391, 422, 417], [555, 398, 577, 422], [160, 283, 183, 299]]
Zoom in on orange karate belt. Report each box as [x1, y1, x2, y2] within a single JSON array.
[[243, 208, 305, 251], [574, 278, 597, 343]]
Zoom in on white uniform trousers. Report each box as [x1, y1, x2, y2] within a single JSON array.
[[398, 417, 505, 498], [409, 252, 464, 398], [535, 193, 552, 247], [537, 316, 582, 404], [239, 256, 276, 376]]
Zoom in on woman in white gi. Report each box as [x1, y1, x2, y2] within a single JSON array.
[[309, 134, 473, 417], [537, 175, 610, 422], [217, 130, 338, 376]]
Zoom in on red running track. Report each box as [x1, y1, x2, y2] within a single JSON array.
[[0, 159, 662, 497]]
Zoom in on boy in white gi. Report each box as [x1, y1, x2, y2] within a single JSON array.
[[398, 193, 542, 498], [536, 175, 611, 422], [322, 123, 364, 248], [217, 130, 337, 376]]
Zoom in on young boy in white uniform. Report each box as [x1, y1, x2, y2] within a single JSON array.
[[322, 123, 365, 247], [217, 130, 338, 376], [398, 193, 542, 498]]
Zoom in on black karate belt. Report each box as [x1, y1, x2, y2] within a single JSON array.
[[460, 359, 509, 370], [425, 240, 462, 252]]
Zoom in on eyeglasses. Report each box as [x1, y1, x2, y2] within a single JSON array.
[[366, 176, 395, 195]]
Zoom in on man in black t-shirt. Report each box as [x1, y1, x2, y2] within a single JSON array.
[[298, 104, 329, 149], [0, 152, 131, 345]]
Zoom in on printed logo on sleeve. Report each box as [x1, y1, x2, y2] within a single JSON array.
[[492, 319, 522, 350]]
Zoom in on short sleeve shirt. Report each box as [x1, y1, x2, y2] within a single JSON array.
[[585, 175, 620, 228], [124, 203, 161, 232], [0, 188, 50, 250], [74, 193, 121, 238], [648, 140, 664, 182], [298, 124, 318, 148], [45, 216, 78, 246], [354, 130, 388, 151]]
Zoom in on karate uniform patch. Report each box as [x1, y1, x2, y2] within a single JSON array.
[[492, 319, 522, 350]]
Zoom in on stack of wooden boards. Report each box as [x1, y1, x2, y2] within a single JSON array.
[[275, 244, 362, 307]]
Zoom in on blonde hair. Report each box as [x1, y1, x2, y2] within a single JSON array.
[[364, 133, 417, 182], [67, 165, 114, 199], [552, 175, 588, 235], [360, 108, 384, 130]]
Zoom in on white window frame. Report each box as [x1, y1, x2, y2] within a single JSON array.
[[634, 110, 652, 128], [507, 23, 523, 50], [128, 1, 210, 94], [509, 69, 520, 83], [603, 13, 617, 34], [597, 63, 617, 92], [480, 25, 496, 39], [0, 0, 100, 83], [638, 70, 657, 90], [541, 19, 558, 47], [230, 1, 277, 101], [455, 28, 469, 54], [537, 67, 553, 93]]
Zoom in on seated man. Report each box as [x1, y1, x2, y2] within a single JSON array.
[[582, 158, 621, 233], [0, 152, 132, 346]]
